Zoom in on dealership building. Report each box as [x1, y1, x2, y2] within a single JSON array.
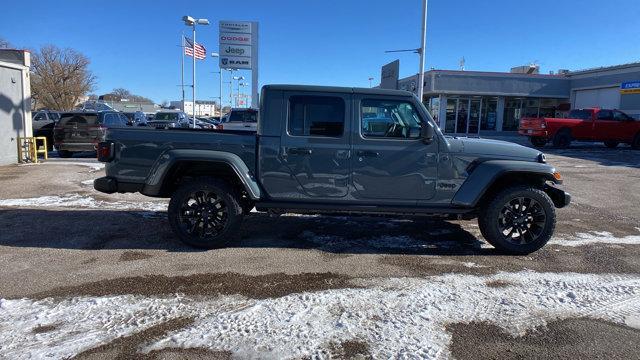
[[381, 60, 640, 135]]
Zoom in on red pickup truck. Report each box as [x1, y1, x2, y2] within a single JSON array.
[[519, 108, 640, 149]]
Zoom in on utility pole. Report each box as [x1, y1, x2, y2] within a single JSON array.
[[417, 0, 428, 104]]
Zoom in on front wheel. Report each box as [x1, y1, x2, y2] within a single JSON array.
[[478, 186, 556, 254], [168, 177, 243, 249]]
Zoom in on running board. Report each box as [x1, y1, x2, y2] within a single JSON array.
[[255, 201, 475, 218]]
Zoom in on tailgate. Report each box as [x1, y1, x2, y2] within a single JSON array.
[[519, 117, 544, 130], [54, 113, 105, 144]]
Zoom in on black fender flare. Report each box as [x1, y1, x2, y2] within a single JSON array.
[[143, 149, 261, 200], [451, 160, 560, 208]]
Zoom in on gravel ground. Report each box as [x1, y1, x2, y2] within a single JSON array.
[[0, 145, 639, 359]]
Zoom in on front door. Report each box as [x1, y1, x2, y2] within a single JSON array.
[[279, 92, 351, 199], [351, 95, 438, 202]]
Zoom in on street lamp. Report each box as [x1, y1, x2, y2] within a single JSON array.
[[368, 77, 374, 88], [183, 15, 209, 127], [232, 76, 245, 107], [211, 52, 223, 117]]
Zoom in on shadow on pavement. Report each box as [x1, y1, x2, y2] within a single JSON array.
[[0, 209, 495, 256]]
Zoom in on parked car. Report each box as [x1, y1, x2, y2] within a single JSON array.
[[219, 108, 258, 131], [32, 110, 60, 150], [147, 111, 189, 129], [53, 110, 129, 158], [122, 111, 147, 126], [519, 108, 640, 149], [95, 85, 570, 255]]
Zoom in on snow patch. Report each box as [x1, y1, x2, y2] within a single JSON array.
[[551, 231, 640, 247], [0, 194, 167, 212], [1, 272, 639, 359], [20, 161, 105, 171]]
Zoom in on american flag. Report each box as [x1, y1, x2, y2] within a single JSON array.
[[184, 36, 206, 60]]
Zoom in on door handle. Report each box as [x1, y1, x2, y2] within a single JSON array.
[[287, 147, 313, 155], [356, 150, 379, 157]]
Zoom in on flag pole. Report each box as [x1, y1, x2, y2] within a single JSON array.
[[192, 24, 197, 126], [181, 33, 185, 109]]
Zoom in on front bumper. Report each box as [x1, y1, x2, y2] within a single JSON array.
[[519, 129, 548, 137], [544, 185, 571, 208], [94, 176, 143, 194]]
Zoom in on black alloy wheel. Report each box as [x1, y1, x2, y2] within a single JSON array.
[[479, 186, 556, 254], [497, 197, 547, 245], [178, 190, 228, 238], [168, 177, 243, 249]]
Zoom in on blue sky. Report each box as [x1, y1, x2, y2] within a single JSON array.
[[3, 0, 639, 104]]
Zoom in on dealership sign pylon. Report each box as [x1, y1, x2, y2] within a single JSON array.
[[219, 20, 259, 108]]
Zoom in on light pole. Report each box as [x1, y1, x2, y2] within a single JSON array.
[[232, 76, 245, 108], [384, 0, 428, 103], [182, 15, 209, 127], [417, 0, 428, 104], [238, 82, 248, 107], [211, 52, 223, 117], [368, 77, 374, 88]]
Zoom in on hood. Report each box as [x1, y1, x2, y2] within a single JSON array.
[[447, 137, 542, 162]]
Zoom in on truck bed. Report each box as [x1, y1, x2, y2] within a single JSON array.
[[105, 127, 257, 185]]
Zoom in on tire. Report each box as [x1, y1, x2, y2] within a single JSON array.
[[604, 140, 619, 149], [529, 137, 547, 148], [168, 177, 243, 249], [58, 150, 73, 158], [632, 133, 640, 150], [552, 130, 572, 148], [478, 186, 556, 254]]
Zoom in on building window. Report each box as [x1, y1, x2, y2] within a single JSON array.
[[288, 96, 345, 137]]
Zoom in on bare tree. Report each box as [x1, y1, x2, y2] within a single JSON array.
[[30, 45, 96, 110], [116, 88, 153, 103]]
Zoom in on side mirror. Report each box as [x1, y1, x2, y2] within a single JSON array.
[[421, 123, 435, 144]]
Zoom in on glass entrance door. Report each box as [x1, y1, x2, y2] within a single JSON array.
[[468, 98, 481, 134], [456, 99, 468, 134]]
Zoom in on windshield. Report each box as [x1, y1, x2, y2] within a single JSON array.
[[568, 110, 592, 120], [154, 113, 179, 121], [228, 110, 257, 123]]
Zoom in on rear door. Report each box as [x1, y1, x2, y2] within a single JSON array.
[[278, 91, 351, 199], [594, 109, 616, 140], [350, 95, 438, 202]]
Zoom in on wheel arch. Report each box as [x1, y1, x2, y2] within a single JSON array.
[[142, 150, 261, 200], [452, 160, 560, 208]]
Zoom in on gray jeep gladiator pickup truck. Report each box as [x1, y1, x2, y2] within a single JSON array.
[[95, 85, 570, 254]]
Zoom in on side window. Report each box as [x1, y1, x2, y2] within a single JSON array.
[[288, 96, 345, 137], [613, 111, 632, 121], [119, 113, 130, 125], [103, 113, 117, 126], [597, 110, 613, 120], [33, 112, 46, 121], [361, 99, 423, 139]]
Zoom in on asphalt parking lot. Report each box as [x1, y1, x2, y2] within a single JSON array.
[[0, 144, 639, 359]]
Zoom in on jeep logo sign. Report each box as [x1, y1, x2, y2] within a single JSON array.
[[223, 45, 251, 58]]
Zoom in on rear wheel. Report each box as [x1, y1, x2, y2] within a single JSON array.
[[529, 137, 547, 148], [604, 140, 619, 149], [478, 186, 556, 254], [632, 133, 640, 150], [57, 150, 73, 158], [168, 177, 243, 249], [552, 130, 572, 148]]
